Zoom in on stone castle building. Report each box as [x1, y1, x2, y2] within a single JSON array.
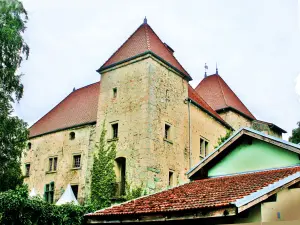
[[22, 19, 285, 204]]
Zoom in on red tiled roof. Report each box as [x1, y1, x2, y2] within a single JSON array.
[[188, 84, 231, 129], [87, 166, 300, 217], [99, 22, 192, 80], [29, 82, 100, 138], [195, 74, 256, 120]]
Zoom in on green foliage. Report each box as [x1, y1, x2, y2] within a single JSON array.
[[0, 185, 94, 225], [0, 0, 29, 192], [90, 121, 117, 209], [289, 121, 300, 144], [215, 130, 233, 148], [124, 182, 146, 201]]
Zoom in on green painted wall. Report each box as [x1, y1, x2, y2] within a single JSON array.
[[208, 139, 300, 177]]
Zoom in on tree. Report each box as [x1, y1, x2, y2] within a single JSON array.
[[289, 122, 300, 144], [0, 0, 29, 191], [90, 122, 116, 209]]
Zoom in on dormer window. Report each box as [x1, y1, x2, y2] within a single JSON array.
[[69, 132, 75, 140]]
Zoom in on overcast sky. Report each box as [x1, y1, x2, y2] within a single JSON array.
[[17, 0, 300, 140]]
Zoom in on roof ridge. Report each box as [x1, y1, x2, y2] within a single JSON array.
[[216, 74, 228, 107], [144, 24, 151, 50], [217, 74, 255, 119], [98, 23, 144, 71]]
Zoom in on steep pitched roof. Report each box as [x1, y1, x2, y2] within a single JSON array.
[[98, 21, 192, 80], [188, 85, 232, 129], [187, 127, 300, 179], [86, 166, 300, 222], [195, 74, 256, 120], [29, 82, 100, 138]]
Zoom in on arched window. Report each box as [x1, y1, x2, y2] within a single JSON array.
[[115, 157, 126, 196], [28, 142, 32, 150], [69, 132, 75, 140]]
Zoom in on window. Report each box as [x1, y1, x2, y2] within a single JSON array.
[[112, 123, 118, 139], [69, 132, 75, 140], [48, 157, 58, 172], [115, 157, 126, 196], [44, 182, 54, 203], [28, 142, 32, 150], [73, 155, 81, 168], [25, 164, 30, 177], [200, 138, 209, 158], [164, 124, 171, 140], [113, 88, 117, 98], [71, 185, 79, 199], [169, 171, 174, 187]]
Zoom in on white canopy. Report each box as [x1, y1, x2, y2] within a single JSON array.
[[29, 188, 37, 197], [56, 184, 79, 205]]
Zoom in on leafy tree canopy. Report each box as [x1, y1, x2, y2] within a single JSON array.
[[289, 121, 300, 144], [0, 0, 29, 191]]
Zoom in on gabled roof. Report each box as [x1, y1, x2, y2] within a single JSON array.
[[253, 119, 287, 133], [29, 82, 100, 138], [187, 127, 300, 179], [86, 166, 300, 223], [188, 85, 232, 130], [98, 21, 192, 81], [195, 74, 256, 120]]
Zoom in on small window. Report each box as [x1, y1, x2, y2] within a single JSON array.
[[200, 138, 209, 158], [45, 182, 55, 203], [164, 124, 171, 140], [28, 142, 32, 150], [69, 132, 75, 140], [48, 157, 58, 172], [25, 164, 30, 177], [169, 171, 174, 187], [71, 185, 79, 199], [112, 123, 118, 139], [113, 88, 117, 98], [73, 155, 81, 168]]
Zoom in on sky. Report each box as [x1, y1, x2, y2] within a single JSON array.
[[16, 0, 300, 140]]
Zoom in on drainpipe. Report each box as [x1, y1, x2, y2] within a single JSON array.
[[187, 98, 192, 170]]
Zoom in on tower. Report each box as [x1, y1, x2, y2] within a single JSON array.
[[95, 20, 192, 193]]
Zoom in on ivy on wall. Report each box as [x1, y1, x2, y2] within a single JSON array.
[[215, 130, 233, 148], [90, 121, 116, 209]]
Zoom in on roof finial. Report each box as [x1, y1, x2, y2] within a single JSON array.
[[204, 63, 208, 78], [216, 62, 219, 75], [73, 87, 76, 92], [143, 17, 147, 24]]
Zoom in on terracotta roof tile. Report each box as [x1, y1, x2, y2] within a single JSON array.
[[29, 82, 100, 138], [195, 74, 256, 120], [87, 166, 300, 217], [99, 22, 191, 80], [188, 84, 231, 129]]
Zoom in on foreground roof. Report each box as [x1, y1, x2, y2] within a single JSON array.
[[195, 74, 256, 120], [187, 127, 300, 179], [86, 166, 300, 222], [98, 20, 192, 80], [29, 82, 100, 138]]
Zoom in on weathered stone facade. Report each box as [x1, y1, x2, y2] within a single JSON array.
[[22, 124, 96, 203], [219, 110, 252, 131], [22, 53, 231, 203]]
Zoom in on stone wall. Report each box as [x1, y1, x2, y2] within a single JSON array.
[[22, 124, 95, 203], [97, 54, 229, 193], [190, 104, 228, 168], [219, 110, 252, 131]]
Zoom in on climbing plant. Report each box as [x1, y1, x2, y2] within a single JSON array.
[[90, 121, 116, 209], [215, 130, 233, 148]]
